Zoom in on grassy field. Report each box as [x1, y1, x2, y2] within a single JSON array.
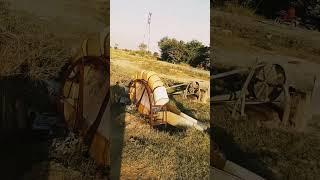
[[0, 1, 110, 179], [212, 7, 320, 64], [110, 49, 210, 178], [111, 48, 210, 82], [212, 5, 320, 180]]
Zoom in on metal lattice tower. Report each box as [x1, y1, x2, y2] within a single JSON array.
[[147, 12, 152, 52], [143, 12, 152, 52]]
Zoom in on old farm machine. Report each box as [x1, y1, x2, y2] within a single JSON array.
[[211, 60, 319, 179], [58, 28, 111, 167], [212, 60, 317, 129], [166, 81, 210, 103], [211, 61, 292, 124], [127, 70, 208, 131]]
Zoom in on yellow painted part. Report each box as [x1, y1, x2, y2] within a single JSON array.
[[140, 70, 146, 79], [136, 70, 164, 90], [72, 28, 109, 62], [129, 87, 135, 101], [89, 132, 110, 166], [142, 71, 156, 81], [148, 75, 164, 90], [63, 98, 76, 126], [63, 81, 79, 98], [165, 111, 192, 128], [138, 103, 149, 115]]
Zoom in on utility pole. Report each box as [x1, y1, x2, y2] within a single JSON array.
[[147, 12, 152, 52]]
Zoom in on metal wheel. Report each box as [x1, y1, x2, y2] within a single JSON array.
[[60, 56, 109, 136], [248, 64, 286, 102], [274, 17, 281, 24], [184, 81, 200, 100]]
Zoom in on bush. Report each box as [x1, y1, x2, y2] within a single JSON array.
[[158, 37, 210, 70]]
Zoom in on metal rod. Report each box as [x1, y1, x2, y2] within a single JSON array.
[[76, 60, 84, 130], [211, 64, 265, 79], [232, 61, 260, 118], [166, 83, 188, 89], [84, 90, 110, 147], [282, 84, 291, 126], [211, 68, 248, 79]]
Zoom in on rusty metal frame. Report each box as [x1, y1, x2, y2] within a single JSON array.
[[60, 56, 109, 144], [128, 79, 167, 126], [211, 61, 287, 120]]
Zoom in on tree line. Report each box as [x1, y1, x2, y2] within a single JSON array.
[[156, 37, 210, 70]]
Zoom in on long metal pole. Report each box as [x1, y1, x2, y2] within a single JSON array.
[[148, 12, 152, 52]]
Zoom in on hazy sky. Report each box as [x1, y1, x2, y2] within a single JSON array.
[[110, 0, 209, 53]]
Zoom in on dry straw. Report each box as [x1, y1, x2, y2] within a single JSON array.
[[0, 1, 71, 80]]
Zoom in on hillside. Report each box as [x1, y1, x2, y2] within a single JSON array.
[[212, 6, 320, 180], [110, 49, 210, 179]]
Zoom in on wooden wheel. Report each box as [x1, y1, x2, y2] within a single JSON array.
[[184, 81, 201, 100], [248, 64, 286, 102]]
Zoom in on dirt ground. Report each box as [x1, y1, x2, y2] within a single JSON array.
[[212, 8, 320, 180]]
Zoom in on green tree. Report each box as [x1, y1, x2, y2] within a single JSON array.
[[158, 37, 187, 63], [185, 40, 205, 64], [138, 43, 147, 52], [158, 37, 210, 69], [153, 52, 159, 58]]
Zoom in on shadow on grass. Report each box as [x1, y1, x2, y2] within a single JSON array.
[[154, 124, 186, 136], [169, 95, 198, 120], [212, 125, 276, 180], [0, 78, 54, 179], [109, 84, 126, 180]]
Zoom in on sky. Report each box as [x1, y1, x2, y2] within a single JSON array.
[[110, 0, 210, 53]]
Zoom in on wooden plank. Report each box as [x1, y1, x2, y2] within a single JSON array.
[[232, 61, 259, 118], [211, 68, 247, 79], [282, 85, 291, 126], [211, 64, 265, 79], [211, 167, 242, 180], [166, 83, 188, 89], [223, 161, 265, 180]]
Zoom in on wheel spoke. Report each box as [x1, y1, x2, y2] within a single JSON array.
[[250, 64, 285, 101]]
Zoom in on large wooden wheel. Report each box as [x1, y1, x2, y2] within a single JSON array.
[[248, 64, 286, 102]]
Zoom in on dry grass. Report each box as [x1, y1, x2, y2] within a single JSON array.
[[120, 113, 209, 179], [111, 50, 210, 179], [111, 48, 210, 81], [213, 105, 320, 180], [211, 4, 320, 180], [0, 1, 71, 80], [212, 9, 320, 62], [219, 2, 257, 18], [170, 95, 210, 123]]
